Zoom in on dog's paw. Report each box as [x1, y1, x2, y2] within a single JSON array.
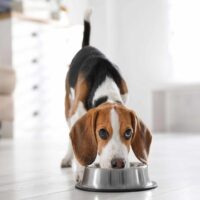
[[61, 157, 72, 168], [74, 169, 84, 183], [72, 159, 85, 182]]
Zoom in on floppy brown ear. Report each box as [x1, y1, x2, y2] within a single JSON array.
[[131, 113, 152, 164], [70, 109, 98, 166]]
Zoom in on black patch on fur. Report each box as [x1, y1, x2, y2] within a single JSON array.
[[68, 46, 105, 88], [93, 96, 108, 108], [67, 46, 124, 110]]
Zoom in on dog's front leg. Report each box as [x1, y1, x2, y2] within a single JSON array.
[[61, 135, 73, 168], [72, 158, 85, 182]]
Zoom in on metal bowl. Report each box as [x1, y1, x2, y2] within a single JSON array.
[[76, 162, 157, 192]]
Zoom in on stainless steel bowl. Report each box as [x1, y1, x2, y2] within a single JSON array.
[[76, 162, 157, 192]]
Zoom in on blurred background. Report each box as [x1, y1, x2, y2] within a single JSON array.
[[0, 0, 200, 140]]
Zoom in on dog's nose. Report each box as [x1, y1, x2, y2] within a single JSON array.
[[111, 158, 125, 169]]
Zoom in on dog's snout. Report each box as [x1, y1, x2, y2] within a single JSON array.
[[111, 158, 125, 169]]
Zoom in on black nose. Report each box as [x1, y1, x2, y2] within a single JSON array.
[[111, 158, 125, 169]]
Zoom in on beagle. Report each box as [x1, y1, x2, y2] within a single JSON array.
[[61, 10, 152, 182]]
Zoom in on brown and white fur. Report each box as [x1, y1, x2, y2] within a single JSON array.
[[61, 10, 152, 182]]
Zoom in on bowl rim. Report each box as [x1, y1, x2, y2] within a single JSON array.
[[76, 181, 158, 193], [86, 162, 147, 171]]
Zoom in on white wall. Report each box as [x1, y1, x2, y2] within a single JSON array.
[[170, 0, 200, 83], [65, 0, 89, 25], [90, 0, 173, 128]]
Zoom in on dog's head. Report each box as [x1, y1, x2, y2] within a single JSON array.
[[70, 103, 152, 169]]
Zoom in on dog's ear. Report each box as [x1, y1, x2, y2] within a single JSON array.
[[70, 109, 98, 166], [130, 112, 152, 164]]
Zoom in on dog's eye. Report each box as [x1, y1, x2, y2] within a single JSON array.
[[99, 129, 109, 140], [124, 129, 132, 140]]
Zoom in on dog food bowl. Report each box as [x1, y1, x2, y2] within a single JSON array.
[[76, 162, 157, 192]]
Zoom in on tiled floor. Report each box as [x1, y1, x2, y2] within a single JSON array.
[[0, 132, 200, 200]]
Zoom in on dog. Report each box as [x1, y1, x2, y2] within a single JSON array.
[[61, 10, 152, 182]]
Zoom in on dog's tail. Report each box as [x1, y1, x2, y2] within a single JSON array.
[[82, 8, 92, 48]]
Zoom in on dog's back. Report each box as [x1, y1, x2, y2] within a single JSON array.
[[68, 46, 105, 88], [65, 9, 128, 125]]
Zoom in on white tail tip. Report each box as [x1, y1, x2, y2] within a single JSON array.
[[84, 8, 92, 22]]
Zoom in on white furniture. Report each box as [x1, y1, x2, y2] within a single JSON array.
[[153, 84, 200, 132], [12, 16, 71, 134], [0, 0, 83, 137], [0, 14, 82, 138]]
